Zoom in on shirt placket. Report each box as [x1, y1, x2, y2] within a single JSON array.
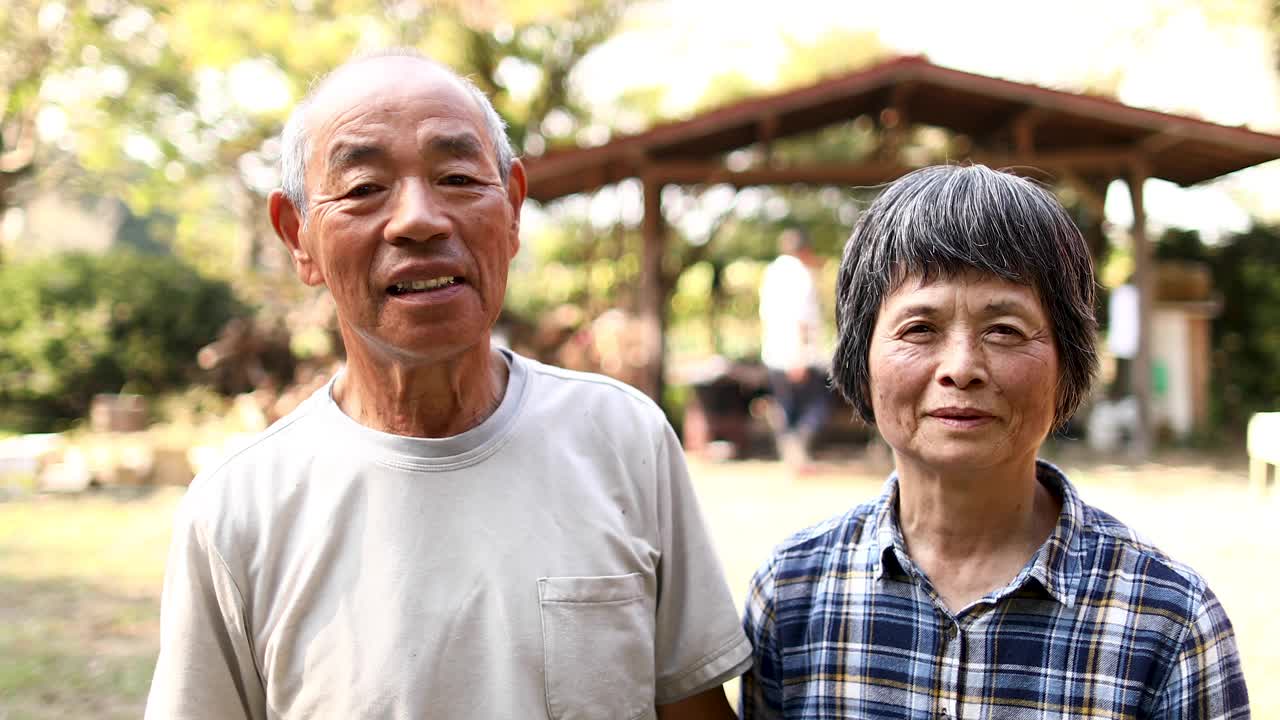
[[938, 617, 963, 720]]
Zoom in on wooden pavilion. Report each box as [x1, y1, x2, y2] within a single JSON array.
[[522, 55, 1280, 453]]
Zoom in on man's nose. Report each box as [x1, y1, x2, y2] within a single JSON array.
[[935, 332, 988, 389], [384, 178, 450, 245]]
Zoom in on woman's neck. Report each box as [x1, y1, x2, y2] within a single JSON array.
[[894, 455, 1061, 612]]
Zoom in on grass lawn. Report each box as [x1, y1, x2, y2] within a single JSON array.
[[0, 487, 177, 720], [0, 450, 1275, 717]]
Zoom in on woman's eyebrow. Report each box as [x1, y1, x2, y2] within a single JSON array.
[[981, 300, 1038, 316], [890, 304, 940, 319]]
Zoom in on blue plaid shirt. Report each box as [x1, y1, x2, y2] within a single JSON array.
[[741, 461, 1249, 719]]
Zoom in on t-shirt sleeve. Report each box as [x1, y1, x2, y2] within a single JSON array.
[[651, 420, 752, 705], [1150, 585, 1250, 719], [145, 492, 267, 720], [740, 557, 784, 719]]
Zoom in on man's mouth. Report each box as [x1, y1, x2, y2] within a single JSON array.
[[387, 277, 460, 295]]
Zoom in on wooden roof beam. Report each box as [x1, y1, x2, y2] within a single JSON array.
[[644, 160, 915, 188], [1139, 130, 1188, 156], [975, 145, 1140, 173]]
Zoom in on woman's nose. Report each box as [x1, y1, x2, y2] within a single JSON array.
[[935, 333, 988, 389]]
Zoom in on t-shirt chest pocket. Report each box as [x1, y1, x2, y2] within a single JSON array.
[[537, 573, 656, 720]]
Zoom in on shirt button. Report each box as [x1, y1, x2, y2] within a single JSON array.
[[946, 624, 958, 640]]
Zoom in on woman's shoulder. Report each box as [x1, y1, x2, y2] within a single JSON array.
[[758, 497, 885, 581], [1076, 501, 1215, 606]]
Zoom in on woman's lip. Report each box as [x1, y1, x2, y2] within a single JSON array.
[[927, 413, 996, 429], [928, 408, 993, 418]]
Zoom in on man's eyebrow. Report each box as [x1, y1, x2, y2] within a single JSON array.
[[326, 142, 387, 174], [427, 132, 486, 160]]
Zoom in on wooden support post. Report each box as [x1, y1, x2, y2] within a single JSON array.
[[1129, 163, 1154, 457], [1011, 108, 1043, 154], [1059, 170, 1108, 218], [757, 114, 780, 164], [639, 178, 667, 403]]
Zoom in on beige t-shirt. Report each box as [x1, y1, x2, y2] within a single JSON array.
[[146, 352, 750, 719]]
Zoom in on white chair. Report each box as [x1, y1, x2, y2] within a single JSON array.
[[1247, 412, 1280, 493]]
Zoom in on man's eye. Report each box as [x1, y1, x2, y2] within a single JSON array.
[[346, 184, 380, 198], [442, 174, 474, 186]]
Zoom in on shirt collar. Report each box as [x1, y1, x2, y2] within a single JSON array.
[[1024, 459, 1085, 607], [867, 460, 1086, 607], [871, 474, 911, 582]]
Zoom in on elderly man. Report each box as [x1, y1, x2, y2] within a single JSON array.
[[146, 50, 750, 719]]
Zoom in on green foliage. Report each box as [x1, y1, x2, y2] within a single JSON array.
[[0, 250, 243, 431], [4, 0, 632, 273], [452, 0, 630, 152], [1157, 226, 1280, 429]]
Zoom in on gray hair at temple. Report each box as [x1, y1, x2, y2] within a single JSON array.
[[830, 164, 1098, 431], [279, 48, 516, 216]]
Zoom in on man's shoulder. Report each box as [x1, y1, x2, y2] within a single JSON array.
[[183, 383, 332, 502], [518, 355, 666, 424]]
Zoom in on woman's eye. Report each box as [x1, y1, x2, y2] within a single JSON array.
[[902, 323, 932, 337], [989, 324, 1023, 338]]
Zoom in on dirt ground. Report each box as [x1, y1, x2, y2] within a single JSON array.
[[0, 449, 1275, 718]]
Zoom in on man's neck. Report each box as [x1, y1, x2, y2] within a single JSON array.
[[333, 341, 509, 438]]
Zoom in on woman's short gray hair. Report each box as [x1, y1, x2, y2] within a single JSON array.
[[279, 48, 515, 214], [830, 164, 1098, 431]]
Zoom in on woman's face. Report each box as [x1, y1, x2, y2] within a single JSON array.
[[867, 272, 1060, 477]]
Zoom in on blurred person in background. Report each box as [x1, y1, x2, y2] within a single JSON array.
[[759, 227, 832, 471], [145, 49, 748, 720], [740, 165, 1248, 719]]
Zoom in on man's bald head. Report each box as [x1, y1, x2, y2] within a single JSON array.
[[279, 49, 515, 214]]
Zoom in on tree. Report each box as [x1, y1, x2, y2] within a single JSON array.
[[0, 249, 242, 430], [0, 1, 63, 243], [3, 1, 632, 270]]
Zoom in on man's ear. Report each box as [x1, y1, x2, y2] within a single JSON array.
[[269, 190, 323, 287], [504, 159, 528, 257]]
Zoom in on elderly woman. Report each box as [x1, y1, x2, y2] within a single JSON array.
[[740, 165, 1249, 719]]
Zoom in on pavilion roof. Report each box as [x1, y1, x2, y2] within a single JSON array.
[[524, 55, 1280, 203]]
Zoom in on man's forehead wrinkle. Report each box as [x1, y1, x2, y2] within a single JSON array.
[[426, 131, 487, 159], [310, 97, 487, 165], [309, 56, 483, 125]]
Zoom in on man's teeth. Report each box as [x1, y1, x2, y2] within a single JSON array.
[[393, 277, 456, 292]]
